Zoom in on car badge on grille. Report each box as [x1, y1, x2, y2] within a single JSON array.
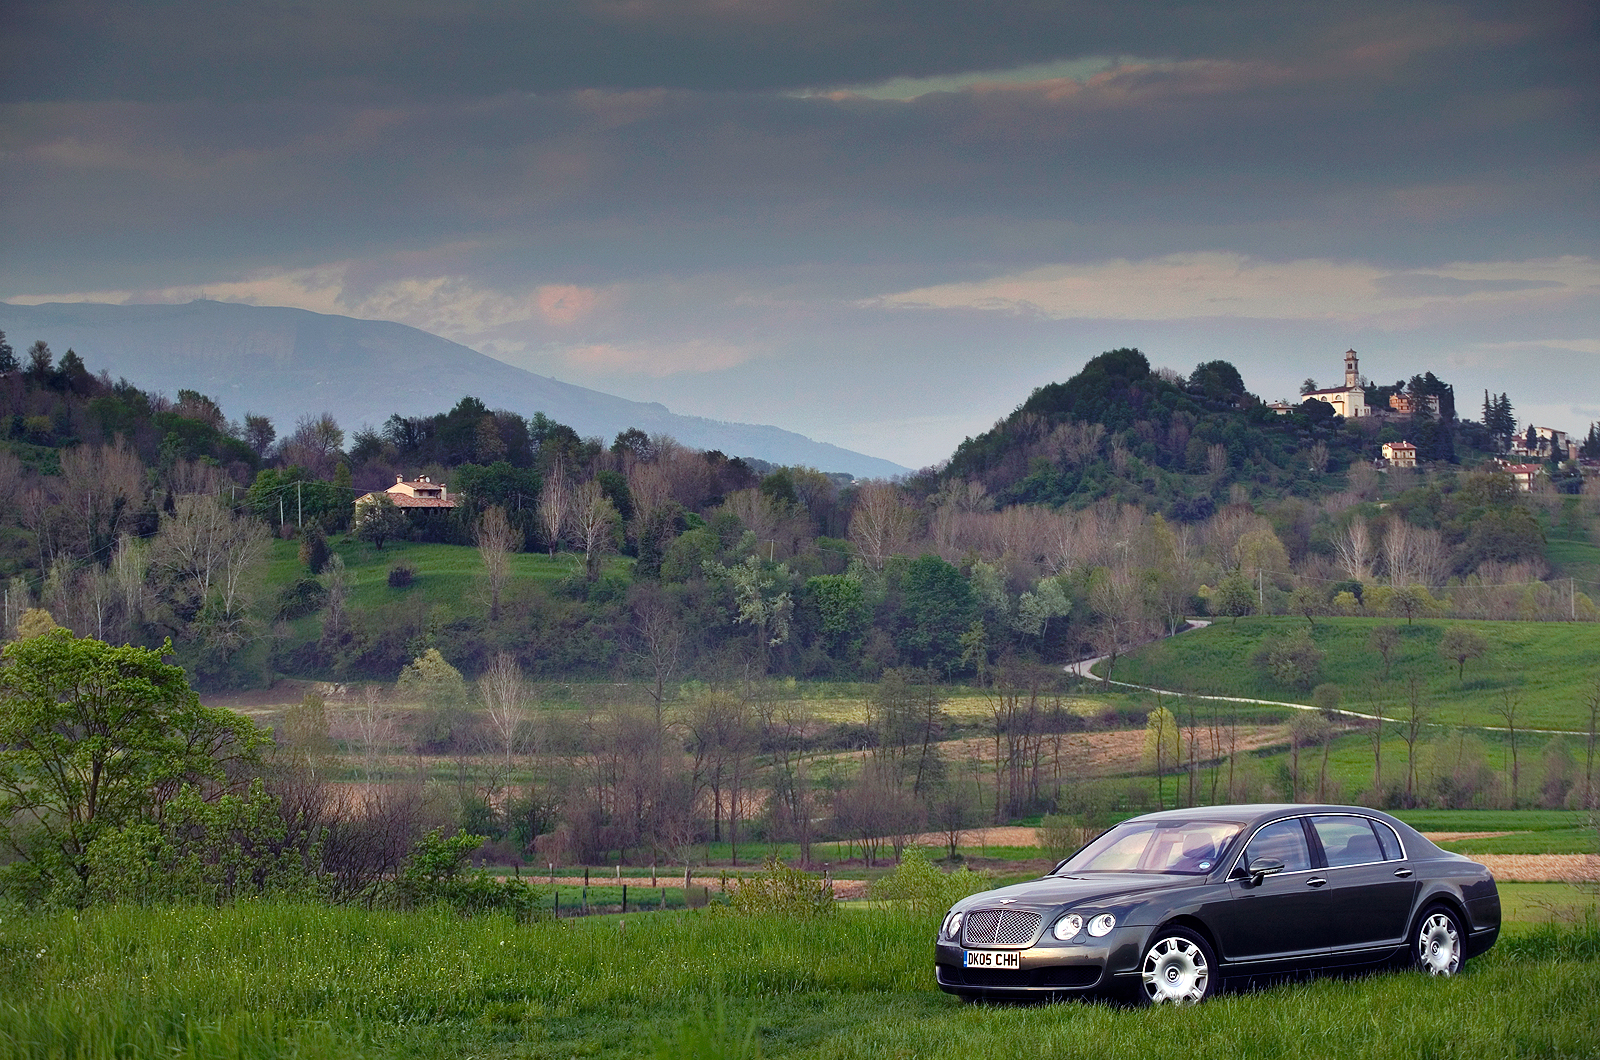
[[998, 898, 1016, 904]]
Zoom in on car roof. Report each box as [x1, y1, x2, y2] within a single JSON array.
[[1122, 804, 1399, 827]]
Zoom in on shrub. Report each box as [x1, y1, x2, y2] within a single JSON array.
[[728, 856, 834, 918], [388, 564, 415, 588], [870, 847, 992, 917], [277, 577, 329, 619], [395, 828, 544, 919], [1251, 630, 1325, 690]]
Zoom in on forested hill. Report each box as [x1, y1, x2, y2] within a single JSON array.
[[940, 348, 1470, 518], [0, 300, 908, 479]]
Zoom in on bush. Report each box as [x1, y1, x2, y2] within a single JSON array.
[[1251, 630, 1325, 690], [870, 847, 992, 917], [388, 564, 415, 588], [395, 829, 545, 919], [276, 577, 329, 619], [728, 856, 835, 918]]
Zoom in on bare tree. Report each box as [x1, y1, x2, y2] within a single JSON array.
[[153, 494, 270, 655], [58, 440, 144, 566], [1089, 564, 1149, 687], [1331, 515, 1374, 583], [1382, 520, 1448, 588], [569, 479, 620, 580], [1398, 676, 1431, 804], [627, 584, 683, 714], [280, 412, 345, 479], [848, 481, 915, 571], [1495, 690, 1522, 808], [479, 653, 529, 769], [538, 460, 571, 556], [1583, 672, 1600, 811], [242, 413, 276, 458], [348, 685, 398, 782], [476, 505, 516, 621]]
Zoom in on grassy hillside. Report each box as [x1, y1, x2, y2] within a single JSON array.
[[1107, 617, 1600, 732]]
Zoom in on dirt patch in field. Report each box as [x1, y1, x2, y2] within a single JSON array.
[[1465, 854, 1600, 883], [938, 724, 1288, 776], [1420, 831, 1517, 843]]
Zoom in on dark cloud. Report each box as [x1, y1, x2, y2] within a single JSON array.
[[4, 0, 1593, 102]]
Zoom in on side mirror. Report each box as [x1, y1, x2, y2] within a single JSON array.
[[1246, 857, 1286, 886]]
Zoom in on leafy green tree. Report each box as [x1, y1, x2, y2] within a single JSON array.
[[0, 630, 265, 905], [895, 554, 977, 675], [1439, 626, 1489, 684], [1252, 630, 1325, 690], [802, 574, 869, 659], [1214, 574, 1255, 621], [354, 494, 409, 549]]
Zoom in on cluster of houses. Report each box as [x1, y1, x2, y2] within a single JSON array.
[[1275, 350, 1596, 489]]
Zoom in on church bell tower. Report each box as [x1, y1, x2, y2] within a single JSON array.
[[1344, 349, 1360, 389]]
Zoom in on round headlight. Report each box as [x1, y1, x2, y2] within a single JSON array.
[[1052, 914, 1083, 940], [943, 911, 964, 939], [1087, 913, 1117, 937]]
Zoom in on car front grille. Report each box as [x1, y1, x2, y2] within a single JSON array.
[[962, 908, 1041, 947]]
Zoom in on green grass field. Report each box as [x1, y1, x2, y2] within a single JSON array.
[[3, 897, 1596, 1060], [1109, 617, 1600, 731]]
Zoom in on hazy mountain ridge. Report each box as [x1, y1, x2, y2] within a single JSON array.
[[0, 300, 909, 479]]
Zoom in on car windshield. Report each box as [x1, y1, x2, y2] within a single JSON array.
[[1054, 820, 1244, 875]]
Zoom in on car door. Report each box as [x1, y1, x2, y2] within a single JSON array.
[[1307, 814, 1418, 951], [1211, 817, 1335, 962]]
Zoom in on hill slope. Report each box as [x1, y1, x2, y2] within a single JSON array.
[[0, 300, 908, 479]]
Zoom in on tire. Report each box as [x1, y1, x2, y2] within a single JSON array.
[[1412, 905, 1464, 977], [1139, 927, 1217, 1005]]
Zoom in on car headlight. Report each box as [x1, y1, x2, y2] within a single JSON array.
[[942, 911, 963, 939], [1087, 913, 1117, 937], [1052, 914, 1083, 940]]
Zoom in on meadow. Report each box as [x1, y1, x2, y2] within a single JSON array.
[[2, 884, 1596, 1060], [1107, 617, 1600, 731]]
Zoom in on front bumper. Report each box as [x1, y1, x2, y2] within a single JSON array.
[[933, 931, 1144, 996]]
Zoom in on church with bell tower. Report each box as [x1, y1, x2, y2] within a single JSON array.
[[1302, 349, 1369, 418]]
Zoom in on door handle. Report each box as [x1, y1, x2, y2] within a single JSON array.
[[1307, 877, 1327, 888], [1393, 869, 1413, 878]]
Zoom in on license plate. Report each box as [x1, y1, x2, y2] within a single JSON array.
[[963, 950, 1020, 969]]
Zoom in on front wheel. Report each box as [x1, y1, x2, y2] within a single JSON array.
[[1139, 928, 1216, 1004], [1413, 905, 1464, 977]]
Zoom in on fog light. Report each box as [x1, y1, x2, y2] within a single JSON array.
[[1052, 914, 1083, 940], [1087, 913, 1117, 937]]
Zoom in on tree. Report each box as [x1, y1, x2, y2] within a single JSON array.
[[897, 554, 977, 676], [479, 653, 528, 770], [1331, 516, 1373, 584], [476, 505, 516, 621], [1214, 574, 1255, 622], [1252, 630, 1324, 690], [242, 413, 276, 458], [1144, 705, 1180, 809], [1300, 378, 1319, 395], [152, 495, 270, 658], [848, 481, 915, 572], [1398, 676, 1431, 804], [353, 495, 408, 550], [0, 630, 264, 903], [706, 555, 794, 674], [0, 330, 15, 374], [538, 461, 571, 556], [1438, 626, 1488, 684], [570, 479, 620, 581], [1369, 625, 1401, 679], [1288, 586, 1323, 627], [1495, 690, 1521, 808], [25, 340, 53, 384]]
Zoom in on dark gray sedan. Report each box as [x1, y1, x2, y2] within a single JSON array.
[[934, 803, 1500, 1004]]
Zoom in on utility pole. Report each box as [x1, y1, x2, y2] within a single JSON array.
[[297, 481, 303, 528]]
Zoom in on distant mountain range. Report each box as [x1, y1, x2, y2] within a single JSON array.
[[0, 300, 909, 479]]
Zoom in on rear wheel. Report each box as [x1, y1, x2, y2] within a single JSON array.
[[1139, 928, 1216, 1005], [1413, 905, 1463, 977]]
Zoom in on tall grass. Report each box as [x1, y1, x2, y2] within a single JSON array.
[[3, 903, 1597, 1059]]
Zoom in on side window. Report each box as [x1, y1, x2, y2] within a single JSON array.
[[1373, 820, 1404, 861], [1243, 818, 1312, 873], [1311, 816, 1383, 867]]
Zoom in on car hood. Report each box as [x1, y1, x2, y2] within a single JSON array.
[[956, 873, 1190, 911]]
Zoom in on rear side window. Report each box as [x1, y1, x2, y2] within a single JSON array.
[[1243, 818, 1312, 873], [1311, 816, 1384, 867], [1373, 820, 1404, 861]]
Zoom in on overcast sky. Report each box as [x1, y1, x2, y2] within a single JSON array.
[[2, 0, 1596, 469]]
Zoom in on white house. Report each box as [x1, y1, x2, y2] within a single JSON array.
[[1381, 441, 1418, 468]]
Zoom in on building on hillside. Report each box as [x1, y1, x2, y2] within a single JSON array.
[[354, 475, 459, 512], [1497, 462, 1542, 491], [1266, 400, 1297, 416], [1388, 392, 1440, 417], [1302, 349, 1369, 419], [1381, 441, 1418, 468], [1509, 427, 1569, 460]]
